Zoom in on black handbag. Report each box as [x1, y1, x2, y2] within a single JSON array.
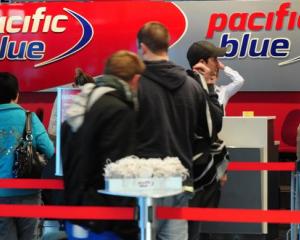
[[13, 111, 47, 178]]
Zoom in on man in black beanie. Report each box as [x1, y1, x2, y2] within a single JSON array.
[[187, 41, 245, 109], [186, 40, 230, 240]]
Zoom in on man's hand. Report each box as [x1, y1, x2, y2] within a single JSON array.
[[207, 73, 217, 84], [219, 173, 228, 187], [193, 62, 217, 84], [193, 62, 210, 75]]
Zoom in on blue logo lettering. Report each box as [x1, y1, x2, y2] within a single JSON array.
[[34, 8, 94, 67], [220, 33, 290, 59]]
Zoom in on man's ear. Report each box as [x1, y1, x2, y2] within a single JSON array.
[[140, 43, 149, 55], [130, 74, 141, 91]]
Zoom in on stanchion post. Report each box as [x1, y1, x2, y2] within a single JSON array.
[[295, 124, 300, 240], [297, 124, 300, 240], [138, 197, 152, 240], [291, 169, 296, 240], [295, 160, 300, 240], [289, 124, 300, 240], [297, 124, 300, 161]]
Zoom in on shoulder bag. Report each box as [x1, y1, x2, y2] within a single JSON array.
[[13, 111, 47, 178]]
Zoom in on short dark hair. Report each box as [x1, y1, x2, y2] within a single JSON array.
[[0, 72, 19, 104], [137, 22, 170, 54], [104, 50, 145, 81], [74, 68, 95, 86]]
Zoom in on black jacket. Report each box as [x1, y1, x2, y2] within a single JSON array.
[[61, 76, 138, 239], [187, 70, 227, 191], [187, 70, 224, 139], [136, 60, 207, 179]]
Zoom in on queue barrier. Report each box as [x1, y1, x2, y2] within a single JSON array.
[[0, 161, 299, 239], [0, 204, 135, 220], [0, 162, 295, 190], [1, 204, 300, 223], [157, 207, 300, 224], [290, 160, 300, 240]]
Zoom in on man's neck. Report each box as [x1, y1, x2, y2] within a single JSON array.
[[143, 52, 169, 62]]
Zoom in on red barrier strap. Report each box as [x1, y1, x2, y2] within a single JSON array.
[[2, 205, 300, 224], [0, 162, 296, 190], [157, 207, 300, 224], [0, 204, 135, 220], [227, 162, 295, 171], [0, 179, 64, 189]]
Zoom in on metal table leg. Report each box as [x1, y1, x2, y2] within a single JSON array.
[[138, 197, 152, 240]]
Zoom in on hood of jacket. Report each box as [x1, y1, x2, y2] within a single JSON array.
[[143, 60, 187, 90], [95, 75, 135, 103], [66, 75, 137, 132]]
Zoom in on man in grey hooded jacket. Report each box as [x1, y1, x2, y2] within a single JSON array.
[[62, 51, 145, 240]]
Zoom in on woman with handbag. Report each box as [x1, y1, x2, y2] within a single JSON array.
[[0, 72, 55, 240]]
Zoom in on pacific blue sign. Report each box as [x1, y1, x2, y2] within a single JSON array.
[[0, 2, 185, 91], [206, 2, 299, 65], [0, 7, 93, 67], [0, 1, 299, 91]]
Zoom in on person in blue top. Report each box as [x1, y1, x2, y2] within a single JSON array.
[[0, 72, 55, 240]]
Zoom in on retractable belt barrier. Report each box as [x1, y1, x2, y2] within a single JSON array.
[[228, 162, 295, 171], [0, 204, 135, 220], [0, 162, 295, 190], [0, 161, 299, 225], [156, 207, 300, 224], [0, 179, 64, 189]]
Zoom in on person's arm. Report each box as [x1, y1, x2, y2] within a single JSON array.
[[192, 63, 222, 114], [32, 113, 55, 159], [223, 66, 245, 97], [192, 62, 216, 85], [218, 62, 245, 105]]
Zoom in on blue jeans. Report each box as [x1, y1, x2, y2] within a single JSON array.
[[153, 192, 191, 240], [65, 221, 122, 240], [0, 193, 41, 240]]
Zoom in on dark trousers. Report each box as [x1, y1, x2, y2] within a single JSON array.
[[0, 193, 41, 240], [188, 180, 221, 240]]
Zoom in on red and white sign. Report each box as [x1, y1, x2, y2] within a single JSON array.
[[0, 2, 185, 92]]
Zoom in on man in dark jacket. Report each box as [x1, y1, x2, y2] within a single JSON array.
[[186, 41, 230, 240], [61, 50, 145, 240], [136, 21, 208, 240]]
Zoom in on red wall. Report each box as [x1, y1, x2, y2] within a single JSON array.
[[226, 92, 300, 153], [19, 92, 56, 130]]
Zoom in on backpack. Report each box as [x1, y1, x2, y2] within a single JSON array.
[[60, 83, 115, 205]]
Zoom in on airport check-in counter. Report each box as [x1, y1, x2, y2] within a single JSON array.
[[202, 117, 279, 239]]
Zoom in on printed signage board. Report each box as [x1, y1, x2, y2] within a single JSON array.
[[0, 1, 299, 91]]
